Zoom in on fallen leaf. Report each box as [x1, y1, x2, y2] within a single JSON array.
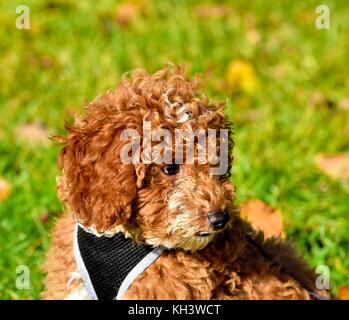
[[309, 90, 326, 107], [246, 29, 261, 45], [26, 54, 55, 69], [338, 286, 349, 300], [244, 14, 261, 45], [0, 177, 11, 201], [242, 110, 259, 122], [339, 97, 349, 110], [115, 2, 140, 26], [195, 4, 231, 18], [309, 91, 335, 109], [39, 212, 49, 224], [226, 59, 258, 94], [15, 122, 50, 146], [315, 153, 349, 181], [41, 55, 55, 68], [240, 199, 284, 239]]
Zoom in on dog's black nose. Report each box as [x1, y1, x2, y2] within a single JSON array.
[[208, 211, 229, 230]]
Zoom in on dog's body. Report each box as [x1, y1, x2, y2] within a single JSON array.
[[43, 66, 330, 300], [43, 212, 326, 300]]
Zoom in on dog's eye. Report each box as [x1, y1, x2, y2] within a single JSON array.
[[162, 164, 180, 176]]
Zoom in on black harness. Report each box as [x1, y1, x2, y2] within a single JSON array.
[[74, 225, 164, 300]]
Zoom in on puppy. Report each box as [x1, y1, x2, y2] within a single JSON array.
[[42, 66, 330, 300]]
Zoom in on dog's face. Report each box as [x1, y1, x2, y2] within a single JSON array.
[[57, 66, 236, 251], [132, 163, 235, 250]]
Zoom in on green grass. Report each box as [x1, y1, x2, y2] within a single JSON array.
[[0, 0, 348, 299]]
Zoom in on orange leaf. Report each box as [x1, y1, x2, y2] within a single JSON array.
[[0, 177, 11, 201], [115, 2, 140, 26], [240, 199, 284, 239], [338, 286, 349, 300], [315, 153, 349, 181]]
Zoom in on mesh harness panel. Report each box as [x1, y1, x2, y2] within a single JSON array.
[[74, 225, 164, 300]]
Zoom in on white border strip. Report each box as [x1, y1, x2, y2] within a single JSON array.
[[73, 224, 98, 300], [116, 246, 165, 300]]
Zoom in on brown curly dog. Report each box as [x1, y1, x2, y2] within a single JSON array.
[[42, 65, 330, 300]]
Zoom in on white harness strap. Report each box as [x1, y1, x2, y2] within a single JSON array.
[[116, 246, 165, 300], [73, 224, 98, 300]]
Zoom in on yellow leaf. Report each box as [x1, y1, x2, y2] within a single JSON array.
[[0, 177, 11, 201], [240, 199, 284, 239], [226, 59, 258, 94]]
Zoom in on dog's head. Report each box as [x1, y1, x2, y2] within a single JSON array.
[[57, 66, 236, 251]]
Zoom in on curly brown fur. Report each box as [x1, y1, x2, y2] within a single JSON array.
[[43, 65, 331, 300]]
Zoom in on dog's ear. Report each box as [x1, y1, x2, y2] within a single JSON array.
[[56, 96, 144, 233]]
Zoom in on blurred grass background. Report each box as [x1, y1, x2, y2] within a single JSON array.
[[0, 0, 348, 299]]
